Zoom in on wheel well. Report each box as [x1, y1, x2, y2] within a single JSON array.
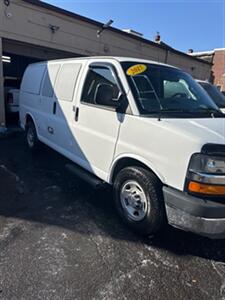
[[111, 157, 162, 184], [25, 114, 34, 127]]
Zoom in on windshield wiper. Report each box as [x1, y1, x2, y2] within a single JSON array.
[[160, 109, 194, 113], [193, 107, 224, 117], [142, 109, 196, 116], [160, 108, 223, 116], [143, 108, 224, 117], [142, 108, 225, 119]]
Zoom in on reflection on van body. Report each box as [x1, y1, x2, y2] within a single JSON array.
[[20, 57, 225, 239]]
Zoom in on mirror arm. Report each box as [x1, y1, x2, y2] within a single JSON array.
[[115, 93, 128, 113], [112, 91, 125, 102]]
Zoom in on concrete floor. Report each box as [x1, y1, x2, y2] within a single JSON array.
[[0, 133, 225, 300]]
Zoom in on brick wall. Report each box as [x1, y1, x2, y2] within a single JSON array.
[[212, 49, 225, 92]]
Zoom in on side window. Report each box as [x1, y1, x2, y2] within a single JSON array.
[[81, 66, 120, 106], [21, 64, 46, 95], [55, 63, 81, 101], [41, 64, 60, 98]]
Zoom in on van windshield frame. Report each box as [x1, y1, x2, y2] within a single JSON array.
[[121, 61, 223, 118]]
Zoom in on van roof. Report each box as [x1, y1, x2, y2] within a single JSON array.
[[30, 56, 179, 70]]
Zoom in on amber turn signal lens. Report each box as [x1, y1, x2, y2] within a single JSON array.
[[188, 181, 225, 195]]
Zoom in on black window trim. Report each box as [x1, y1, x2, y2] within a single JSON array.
[[80, 62, 131, 114]]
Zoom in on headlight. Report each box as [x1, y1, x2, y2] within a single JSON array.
[[189, 154, 225, 174], [187, 154, 225, 196]]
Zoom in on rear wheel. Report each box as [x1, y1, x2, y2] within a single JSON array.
[[25, 121, 40, 152], [113, 166, 166, 236]]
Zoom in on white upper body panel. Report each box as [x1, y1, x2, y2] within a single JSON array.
[[113, 116, 225, 190], [19, 56, 225, 192]]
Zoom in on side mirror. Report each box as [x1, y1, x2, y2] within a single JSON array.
[[94, 83, 122, 107]]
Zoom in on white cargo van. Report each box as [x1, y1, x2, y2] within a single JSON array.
[[20, 57, 225, 238]]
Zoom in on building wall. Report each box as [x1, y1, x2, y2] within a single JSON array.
[[212, 49, 225, 91], [2, 39, 76, 60], [0, 0, 212, 128], [166, 51, 211, 80], [0, 0, 211, 78], [0, 0, 165, 59]]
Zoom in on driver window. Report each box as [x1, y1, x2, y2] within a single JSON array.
[[81, 66, 120, 105]]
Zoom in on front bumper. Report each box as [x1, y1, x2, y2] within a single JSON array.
[[163, 186, 225, 239]]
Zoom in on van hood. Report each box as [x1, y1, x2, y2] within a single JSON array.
[[147, 117, 225, 147], [117, 116, 225, 190]]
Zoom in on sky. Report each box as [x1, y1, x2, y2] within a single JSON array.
[[44, 0, 225, 53]]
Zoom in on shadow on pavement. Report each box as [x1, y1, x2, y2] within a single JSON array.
[[1, 133, 225, 264]]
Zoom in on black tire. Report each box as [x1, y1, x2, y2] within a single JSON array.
[[25, 121, 40, 152], [113, 166, 166, 236]]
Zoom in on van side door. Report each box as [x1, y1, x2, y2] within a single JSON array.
[[70, 63, 124, 181], [52, 62, 82, 152], [39, 63, 60, 141]]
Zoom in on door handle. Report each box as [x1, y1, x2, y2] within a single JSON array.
[[73, 106, 79, 122], [48, 126, 54, 134], [53, 102, 57, 114]]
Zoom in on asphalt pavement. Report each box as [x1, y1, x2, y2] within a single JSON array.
[[0, 132, 225, 300]]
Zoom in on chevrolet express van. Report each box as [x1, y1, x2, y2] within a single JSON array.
[[20, 57, 225, 239]]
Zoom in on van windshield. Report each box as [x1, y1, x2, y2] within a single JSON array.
[[121, 62, 222, 118]]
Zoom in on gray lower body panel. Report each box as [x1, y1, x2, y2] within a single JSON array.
[[166, 205, 225, 239], [163, 186, 225, 239]]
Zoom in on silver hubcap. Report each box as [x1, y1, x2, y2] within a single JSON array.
[[27, 127, 34, 148], [120, 180, 148, 221]]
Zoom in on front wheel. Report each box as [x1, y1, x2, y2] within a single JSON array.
[[113, 166, 166, 236]]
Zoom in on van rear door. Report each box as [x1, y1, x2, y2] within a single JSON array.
[[20, 63, 46, 130]]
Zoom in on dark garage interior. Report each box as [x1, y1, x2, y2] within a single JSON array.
[[2, 39, 79, 128], [3, 52, 40, 127]]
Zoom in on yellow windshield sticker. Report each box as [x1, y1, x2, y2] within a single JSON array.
[[126, 64, 147, 76]]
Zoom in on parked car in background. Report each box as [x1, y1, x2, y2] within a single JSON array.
[[5, 88, 20, 113], [20, 57, 225, 239], [197, 80, 225, 113]]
